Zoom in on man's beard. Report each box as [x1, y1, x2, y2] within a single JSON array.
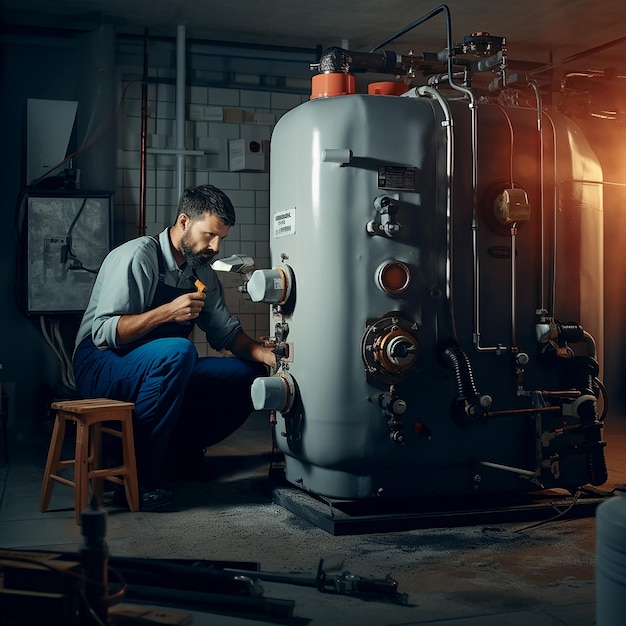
[[181, 238, 215, 270]]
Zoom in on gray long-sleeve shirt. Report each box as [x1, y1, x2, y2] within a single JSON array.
[[74, 227, 242, 352]]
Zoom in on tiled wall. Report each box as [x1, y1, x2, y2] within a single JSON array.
[[116, 62, 309, 356]]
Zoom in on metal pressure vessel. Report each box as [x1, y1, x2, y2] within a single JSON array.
[[253, 87, 604, 500]]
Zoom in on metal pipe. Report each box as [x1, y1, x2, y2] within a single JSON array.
[[528, 79, 545, 312], [479, 460, 537, 478], [139, 28, 148, 236], [175, 25, 186, 199], [510, 223, 518, 347], [543, 113, 559, 316], [471, 99, 502, 353], [416, 85, 457, 340], [369, 3, 449, 53]]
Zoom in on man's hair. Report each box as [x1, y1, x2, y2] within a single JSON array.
[[176, 184, 236, 226]]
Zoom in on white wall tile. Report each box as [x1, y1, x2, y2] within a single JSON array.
[[156, 118, 174, 136], [189, 85, 208, 105], [226, 189, 256, 208], [155, 170, 174, 188], [241, 224, 266, 241], [207, 123, 240, 140], [255, 240, 270, 259], [158, 83, 176, 102], [208, 88, 240, 106], [270, 92, 303, 110], [221, 240, 242, 257], [157, 67, 175, 80], [234, 205, 255, 224], [240, 90, 271, 108], [237, 241, 256, 257], [123, 97, 142, 117], [208, 172, 241, 190], [240, 124, 271, 141], [194, 171, 210, 185], [156, 100, 176, 119], [255, 191, 269, 209]]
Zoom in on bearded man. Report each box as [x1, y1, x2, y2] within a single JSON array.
[[73, 185, 275, 510]]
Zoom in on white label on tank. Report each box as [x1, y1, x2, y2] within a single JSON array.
[[274, 208, 296, 238]]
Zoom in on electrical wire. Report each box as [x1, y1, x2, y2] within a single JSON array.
[[64, 196, 101, 274], [512, 489, 583, 532], [39, 317, 76, 391], [594, 376, 608, 423]]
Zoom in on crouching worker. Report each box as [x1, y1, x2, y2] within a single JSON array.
[[73, 185, 275, 511]]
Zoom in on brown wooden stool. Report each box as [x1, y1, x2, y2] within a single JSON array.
[[39, 398, 140, 523]]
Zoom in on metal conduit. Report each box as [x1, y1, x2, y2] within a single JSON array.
[[416, 85, 457, 340]]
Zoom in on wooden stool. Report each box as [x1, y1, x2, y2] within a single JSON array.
[[39, 398, 140, 523]]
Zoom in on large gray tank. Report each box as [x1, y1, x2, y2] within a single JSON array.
[[249, 81, 606, 501]]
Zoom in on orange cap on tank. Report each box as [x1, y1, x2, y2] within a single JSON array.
[[310, 73, 356, 99], [368, 81, 409, 96]]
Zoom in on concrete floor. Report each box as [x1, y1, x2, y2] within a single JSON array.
[[1, 410, 625, 625]]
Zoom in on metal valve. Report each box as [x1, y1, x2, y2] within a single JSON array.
[[366, 195, 401, 238]]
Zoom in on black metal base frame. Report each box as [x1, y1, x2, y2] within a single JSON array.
[[270, 480, 608, 536]]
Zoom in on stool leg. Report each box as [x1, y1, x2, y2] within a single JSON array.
[[39, 414, 67, 513], [74, 419, 90, 524], [120, 415, 140, 512], [90, 422, 105, 505]]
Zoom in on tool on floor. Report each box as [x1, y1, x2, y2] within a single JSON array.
[[224, 558, 409, 605]]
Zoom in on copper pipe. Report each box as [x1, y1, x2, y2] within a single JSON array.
[[139, 28, 148, 236]]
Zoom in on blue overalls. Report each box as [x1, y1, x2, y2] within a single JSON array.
[[73, 237, 265, 487]]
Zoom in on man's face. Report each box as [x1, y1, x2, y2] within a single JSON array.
[[180, 212, 230, 269]]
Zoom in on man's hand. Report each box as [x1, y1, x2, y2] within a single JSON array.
[[116, 291, 206, 345], [229, 331, 277, 369], [169, 291, 206, 322]]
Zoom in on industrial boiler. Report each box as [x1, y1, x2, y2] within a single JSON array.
[[246, 6, 607, 502]]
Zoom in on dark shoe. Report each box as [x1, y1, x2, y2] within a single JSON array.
[[139, 487, 176, 512], [111, 485, 176, 512]]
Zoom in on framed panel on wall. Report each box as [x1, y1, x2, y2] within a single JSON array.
[[23, 191, 113, 315]]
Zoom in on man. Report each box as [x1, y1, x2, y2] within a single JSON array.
[[73, 185, 275, 511]]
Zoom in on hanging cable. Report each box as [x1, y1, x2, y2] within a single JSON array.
[[39, 317, 76, 391]]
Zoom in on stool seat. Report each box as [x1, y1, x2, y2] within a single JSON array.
[[39, 398, 140, 524]]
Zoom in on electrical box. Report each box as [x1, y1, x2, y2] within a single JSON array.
[[228, 139, 267, 172], [21, 191, 113, 315]]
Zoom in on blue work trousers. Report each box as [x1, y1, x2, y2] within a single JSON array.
[[73, 336, 265, 487]]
